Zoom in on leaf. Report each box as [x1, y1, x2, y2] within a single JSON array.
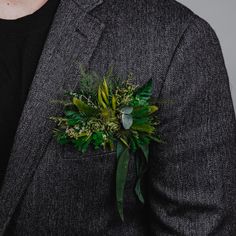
[[101, 89, 109, 104], [132, 106, 149, 118], [134, 177, 144, 204], [129, 136, 138, 153], [112, 95, 117, 110], [120, 106, 133, 115], [134, 144, 149, 204], [134, 79, 153, 105], [131, 123, 155, 134], [148, 105, 158, 114], [149, 135, 166, 144], [116, 141, 124, 159], [116, 145, 130, 221], [92, 131, 105, 149], [108, 139, 115, 151], [78, 65, 100, 100], [72, 136, 88, 152], [103, 65, 114, 82], [121, 114, 133, 130], [67, 119, 79, 126], [64, 110, 82, 126], [53, 129, 69, 145], [132, 117, 150, 126], [119, 137, 130, 148], [101, 108, 110, 119], [98, 86, 107, 108], [81, 135, 92, 153], [64, 110, 78, 117], [103, 79, 109, 97], [72, 97, 97, 116], [138, 143, 149, 162]]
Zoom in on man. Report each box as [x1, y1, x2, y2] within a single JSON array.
[[0, 0, 236, 235]]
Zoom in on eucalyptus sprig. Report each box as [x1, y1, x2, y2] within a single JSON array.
[[50, 67, 162, 221]]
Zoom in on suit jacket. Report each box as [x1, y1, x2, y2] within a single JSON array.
[[0, 0, 236, 235]]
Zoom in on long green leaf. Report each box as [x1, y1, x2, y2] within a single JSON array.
[[134, 144, 149, 204], [116, 141, 124, 159], [116, 145, 130, 221], [134, 178, 144, 204], [138, 143, 149, 162]]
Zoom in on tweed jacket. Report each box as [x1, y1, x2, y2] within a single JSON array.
[[0, 0, 236, 235]]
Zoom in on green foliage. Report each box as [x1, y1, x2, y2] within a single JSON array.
[[72, 97, 98, 117], [92, 131, 106, 149], [78, 65, 101, 101], [52, 129, 69, 145], [116, 144, 130, 221], [132, 78, 153, 106], [50, 67, 162, 221]]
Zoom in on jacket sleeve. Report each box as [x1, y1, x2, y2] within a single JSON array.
[[148, 16, 236, 235]]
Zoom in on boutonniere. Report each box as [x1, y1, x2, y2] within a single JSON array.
[[50, 66, 162, 221]]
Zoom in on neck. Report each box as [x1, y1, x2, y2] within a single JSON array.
[[0, 0, 48, 20]]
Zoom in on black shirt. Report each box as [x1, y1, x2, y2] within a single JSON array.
[[0, 0, 60, 187]]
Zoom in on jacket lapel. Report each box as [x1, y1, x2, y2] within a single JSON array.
[[0, 0, 105, 233]]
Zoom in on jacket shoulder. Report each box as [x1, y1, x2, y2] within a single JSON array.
[[94, 0, 196, 30]]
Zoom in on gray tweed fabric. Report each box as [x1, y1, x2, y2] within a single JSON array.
[[0, 0, 236, 235]]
